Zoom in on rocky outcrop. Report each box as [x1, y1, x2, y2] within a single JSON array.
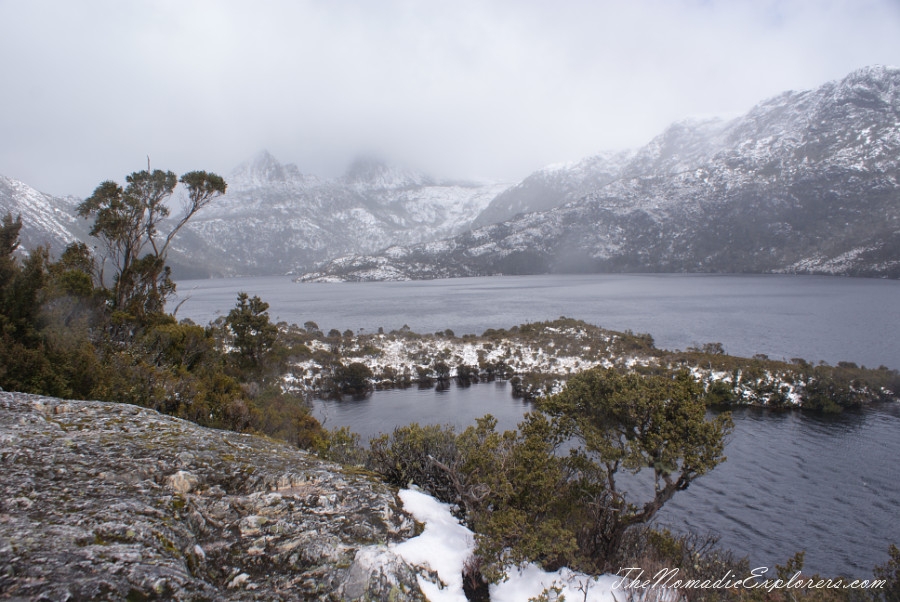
[[0, 392, 427, 601]]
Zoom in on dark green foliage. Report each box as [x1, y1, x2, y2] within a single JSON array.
[[225, 292, 278, 367], [49, 242, 96, 298], [803, 364, 874, 412], [0, 213, 21, 258], [455, 364, 479, 385], [688, 341, 725, 355], [415, 365, 433, 384], [244, 384, 324, 446], [619, 329, 656, 353], [540, 367, 733, 567], [361, 367, 732, 582], [0, 210, 325, 452], [0, 215, 62, 395], [510, 372, 556, 400], [457, 414, 577, 581], [0, 217, 109, 399], [316, 427, 368, 466], [77, 168, 225, 322], [432, 360, 451, 381], [295, 411, 327, 450], [368, 423, 463, 504], [478, 357, 513, 381], [706, 379, 737, 405], [875, 544, 900, 602], [668, 346, 900, 411], [333, 361, 374, 393], [0, 214, 46, 344]]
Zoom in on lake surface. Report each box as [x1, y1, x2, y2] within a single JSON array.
[[312, 383, 900, 579], [173, 273, 900, 369], [174, 273, 900, 577]]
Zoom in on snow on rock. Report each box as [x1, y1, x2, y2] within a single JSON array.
[[0, 174, 85, 256], [393, 489, 474, 601], [393, 488, 646, 602]]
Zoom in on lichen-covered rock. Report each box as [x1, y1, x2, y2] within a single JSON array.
[[340, 546, 425, 601], [0, 392, 427, 601]]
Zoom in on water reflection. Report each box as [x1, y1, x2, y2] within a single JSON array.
[[313, 380, 531, 443]]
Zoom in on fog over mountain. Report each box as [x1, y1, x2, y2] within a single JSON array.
[[163, 153, 509, 277], [4, 1, 900, 198], [0, 154, 497, 277], [0, 153, 504, 276], [303, 66, 900, 281], [2, 66, 899, 280]]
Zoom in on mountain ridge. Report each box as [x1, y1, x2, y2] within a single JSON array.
[[302, 65, 900, 281], [3, 65, 898, 281], [0, 174, 87, 256], [0, 152, 510, 277], [166, 152, 509, 276]]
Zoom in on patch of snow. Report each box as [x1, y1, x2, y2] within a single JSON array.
[[394, 488, 640, 602], [393, 489, 474, 601]]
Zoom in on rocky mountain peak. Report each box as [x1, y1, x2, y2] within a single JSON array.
[[303, 65, 900, 282], [730, 65, 899, 141], [342, 155, 433, 190], [849, 63, 896, 94], [835, 64, 900, 104], [230, 150, 305, 189]]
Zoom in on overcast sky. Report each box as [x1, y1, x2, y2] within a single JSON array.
[[1, 0, 899, 197]]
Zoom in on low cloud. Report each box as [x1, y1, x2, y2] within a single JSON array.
[[2, 0, 899, 196]]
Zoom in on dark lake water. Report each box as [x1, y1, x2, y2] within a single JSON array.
[[173, 273, 900, 369], [312, 383, 900, 579], [173, 273, 900, 577]]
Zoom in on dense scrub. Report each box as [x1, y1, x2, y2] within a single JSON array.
[[320, 367, 733, 580], [0, 171, 324, 447], [282, 316, 898, 413]]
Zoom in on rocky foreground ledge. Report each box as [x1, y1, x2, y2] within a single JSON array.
[[0, 392, 428, 601]]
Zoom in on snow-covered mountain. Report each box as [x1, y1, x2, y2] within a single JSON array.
[[302, 65, 900, 281], [7, 65, 900, 281], [470, 149, 635, 228], [0, 175, 86, 256], [0, 153, 508, 277], [166, 151, 509, 276]]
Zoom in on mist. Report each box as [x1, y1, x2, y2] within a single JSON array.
[[2, 0, 900, 196]]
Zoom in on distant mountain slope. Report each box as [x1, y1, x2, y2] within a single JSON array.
[[0, 175, 87, 256], [167, 151, 509, 276], [470, 149, 635, 227], [302, 65, 900, 281], [1, 153, 509, 278]]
